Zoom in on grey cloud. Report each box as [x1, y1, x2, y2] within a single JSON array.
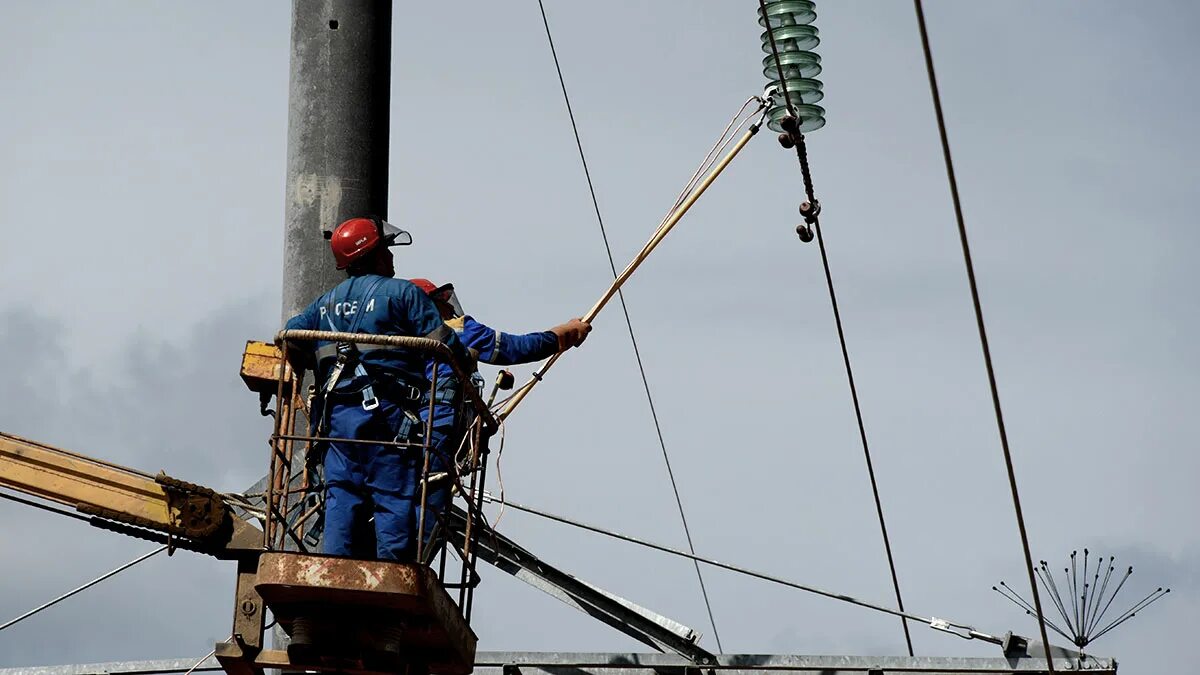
[[0, 298, 276, 666]]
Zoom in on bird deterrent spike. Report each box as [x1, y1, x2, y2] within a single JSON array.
[[993, 583, 1074, 644], [1038, 564, 1075, 634], [1088, 559, 1102, 619], [1091, 587, 1170, 642], [1088, 561, 1116, 636], [1090, 561, 1104, 611], [1081, 550, 1092, 631], [994, 583, 1033, 615], [1092, 565, 1134, 634], [1070, 554, 1083, 636], [997, 552, 1169, 649], [1049, 578, 1075, 631]]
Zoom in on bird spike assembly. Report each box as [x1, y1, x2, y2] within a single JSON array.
[[993, 549, 1170, 651], [759, 0, 825, 133]]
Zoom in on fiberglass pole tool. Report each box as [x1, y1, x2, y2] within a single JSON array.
[[497, 122, 763, 421]]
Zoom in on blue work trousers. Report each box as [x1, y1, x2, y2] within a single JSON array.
[[322, 399, 421, 561]]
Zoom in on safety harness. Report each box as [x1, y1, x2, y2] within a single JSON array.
[[320, 276, 387, 410], [314, 277, 425, 438]]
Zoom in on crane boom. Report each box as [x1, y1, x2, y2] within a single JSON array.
[[0, 431, 261, 558]]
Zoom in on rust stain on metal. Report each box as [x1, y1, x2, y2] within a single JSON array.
[[357, 562, 383, 589], [257, 553, 426, 595], [240, 553, 477, 675], [300, 557, 334, 585]]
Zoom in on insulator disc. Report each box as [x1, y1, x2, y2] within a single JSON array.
[[767, 103, 826, 134], [762, 51, 823, 81], [757, 0, 817, 27], [765, 78, 824, 105], [758, 0, 825, 133], [760, 24, 820, 53]]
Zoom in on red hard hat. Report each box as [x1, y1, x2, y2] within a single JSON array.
[[411, 278, 462, 317], [409, 278, 439, 295], [331, 218, 379, 269], [329, 217, 414, 270]]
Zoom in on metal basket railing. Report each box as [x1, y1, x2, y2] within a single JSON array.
[[264, 329, 498, 616]]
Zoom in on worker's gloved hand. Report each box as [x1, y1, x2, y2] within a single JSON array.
[[551, 318, 592, 351]]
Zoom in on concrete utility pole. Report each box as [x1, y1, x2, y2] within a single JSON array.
[[282, 0, 392, 320], [276, 1, 392, 660]]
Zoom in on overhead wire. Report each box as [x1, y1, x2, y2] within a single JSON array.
[[757, 0, 914, 656], [910, 0, 1056, 669], [0, 489, 92, 523], [481, 491, 1008, 647], [534, 0, 724, 651], [494, 111, 762, 419], [0, 545, 167, 632]]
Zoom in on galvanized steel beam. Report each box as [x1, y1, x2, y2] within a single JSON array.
[[0, 651, 1118, 675], [446, 506, 717, 665]]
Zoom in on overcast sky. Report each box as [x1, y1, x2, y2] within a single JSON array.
[[1, 2, 1196, 673]]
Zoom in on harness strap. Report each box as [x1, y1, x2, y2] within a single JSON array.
[[315, 341, 390, 362], [320, 276, 388, 410], [425, 323, 455, 344], [347, 277, 386, 409]]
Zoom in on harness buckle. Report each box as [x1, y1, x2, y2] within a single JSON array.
[[323, 355, 349, 395], [361, 379, 380, 411]]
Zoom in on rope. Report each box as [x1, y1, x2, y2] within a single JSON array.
[[492, 418, 508, 527], [757, 0, 914, 655], [910, 1, 1055, 670], [535, 0, 724, 651]]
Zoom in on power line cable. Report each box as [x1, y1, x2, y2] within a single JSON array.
[[0, 490, 91, 523], [0, 545, 167, 632], [910, 1, 1055, 670], [534, 0, 724, 651], [482, 491, 1009, 647], [757, 0, 914, 655]]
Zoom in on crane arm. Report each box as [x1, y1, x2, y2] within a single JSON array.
[[0, 431, 261, 558]]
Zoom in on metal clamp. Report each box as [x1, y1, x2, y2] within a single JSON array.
[[799, 199, 821, 224], [929, 617, 1003, 645]]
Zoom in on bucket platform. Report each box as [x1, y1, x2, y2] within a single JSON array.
[[215, 552, 477, 675]]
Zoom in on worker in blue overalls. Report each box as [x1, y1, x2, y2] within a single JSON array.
[[407, 278, 590, 548], [285, 217, 472, 562]]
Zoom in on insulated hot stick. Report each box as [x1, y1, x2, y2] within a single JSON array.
[[496, 124, 761, 421]]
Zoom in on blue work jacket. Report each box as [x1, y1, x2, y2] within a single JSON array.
[[424, 315, 558, 428], [285, 275, 468, 396]]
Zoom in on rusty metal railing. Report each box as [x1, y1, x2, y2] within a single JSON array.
[[264, 329, 498, 615]]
